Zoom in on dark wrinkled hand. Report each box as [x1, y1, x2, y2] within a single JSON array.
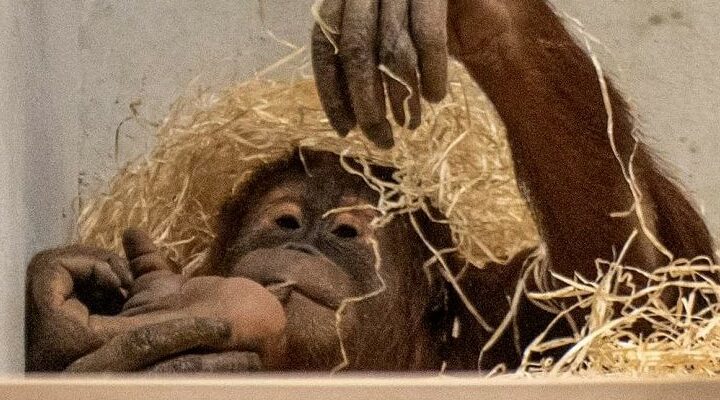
[[25, 245, 133, 371], [65, 229, 287, 373], [311, 0, 448, 148]]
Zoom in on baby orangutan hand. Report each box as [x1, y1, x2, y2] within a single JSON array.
[[311, 0, 448, 148], [27, 229, 286, 373]]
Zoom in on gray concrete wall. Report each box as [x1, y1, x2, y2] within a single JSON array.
[[0, 0, 32, 373], [552, 0, 720, 244], [0, 0, 718, 373]]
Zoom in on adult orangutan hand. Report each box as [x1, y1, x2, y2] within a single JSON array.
[[65, 229, 287, 373], [25, 244, 134, 371], [311, 0, 448, 148], [310, 0, 536, 148], [27, 229, 286, 373]]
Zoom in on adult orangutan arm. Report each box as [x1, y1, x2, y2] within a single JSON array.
[[446, 0, 716, 275], [311, 0, 716, 282]]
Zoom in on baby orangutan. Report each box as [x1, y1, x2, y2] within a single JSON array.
[[26, 151, 455, 372]]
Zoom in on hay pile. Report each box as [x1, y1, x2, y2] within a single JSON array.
[[515, 238, 720, 377], [76, 60, 538, 272], [76, 54, 720, 376]]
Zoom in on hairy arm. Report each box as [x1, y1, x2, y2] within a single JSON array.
[[449, 0, 715, 277], [313, 0, 715, 280], [445, 1, 717, 369]]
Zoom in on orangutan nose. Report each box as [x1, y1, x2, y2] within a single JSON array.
[[282, 242, 321, 256]]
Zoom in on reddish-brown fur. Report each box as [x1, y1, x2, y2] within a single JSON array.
[[442, 0, 717, 368]]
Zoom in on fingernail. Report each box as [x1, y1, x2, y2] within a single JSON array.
[[408, 113, 422, 130], [330, 114, 356, 138], [364, 121, 395, 149], [421, 72, 448, 103], [333, 122, 351, 138]]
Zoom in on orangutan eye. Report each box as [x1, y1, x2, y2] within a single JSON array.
[[275, 215, 301, 231], [332, 224, 359, 239]]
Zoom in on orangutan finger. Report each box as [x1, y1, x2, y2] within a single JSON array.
[[410, 0, 448, 102], [312, 24, 356, 136], [122, 228, 175, 278], [65, 260, 127, 316], [314, 0, 344, 36], [89, 261, 123, 290], [122, 228, 157, 260], [340, 0, 394, 148], [128, 253, 176, 278], [312, 0, 354, 136], [380, 0, 421, 129], [146, 351, 263, 373], [34, 258, 119, 309], [66, 318, 232, 373], [53, 245, 132, 288], [105, 252, 133, 288]]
